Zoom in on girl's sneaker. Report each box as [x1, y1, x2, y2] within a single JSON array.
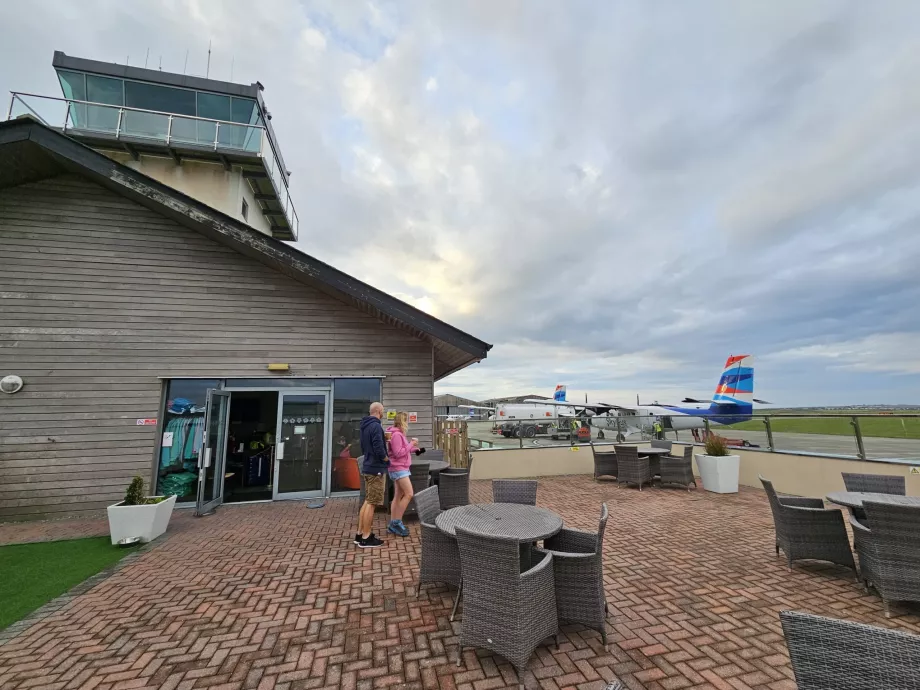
[[387, 519, 409, 537]]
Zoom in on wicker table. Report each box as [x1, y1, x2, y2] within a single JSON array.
[[638, 448, 670, 457], [426, 459, 449, 474], [436, 503, 563, 607], [436, 503, 563, 542], [826, 492, 920, 509]]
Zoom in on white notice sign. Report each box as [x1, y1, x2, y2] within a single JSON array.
[[162, 432, 174, 448]]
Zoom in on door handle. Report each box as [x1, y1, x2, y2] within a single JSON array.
[[276, 442, 284, 460], [203, 448, 212, 468]]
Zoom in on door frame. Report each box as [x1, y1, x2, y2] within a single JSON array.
[[197, 389, 231, 516], [273, 388, 333, 500]]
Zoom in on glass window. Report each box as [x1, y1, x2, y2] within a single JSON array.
[[231, 97, 259, 124], [85, 75, 123, 133], [124, 81, 195, 115], [331, 379, 381, 493], [156, 379, 220, 502], [198, 92, 232, 121], [57, 70, 85, 101], [86, 75, 123, 105]]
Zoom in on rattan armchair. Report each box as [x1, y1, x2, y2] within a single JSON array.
[[439, 471, 470, 510], [841, 472, 905, 495], [535, 503, 609, 645], [414, 486, 462, 612], [780, 610, 920, 689], [492, 479, 538, 505], [851, 500, 920, 616], [760, 476, 856, 572], [590, 442, 618, 481], [455, 527, 558, 683], [659, 446, 696, 490], [615, 446, 651, 490]]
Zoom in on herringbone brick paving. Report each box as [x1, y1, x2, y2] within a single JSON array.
[[1, 476, 918, 689]]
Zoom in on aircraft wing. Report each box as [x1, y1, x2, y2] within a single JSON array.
[[522, 399, 624, 414], [457, 404, 496, 411], [681, 397, 714, 404]]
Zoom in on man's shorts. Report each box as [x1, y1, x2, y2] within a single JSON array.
[[363, 473, 385, 506]]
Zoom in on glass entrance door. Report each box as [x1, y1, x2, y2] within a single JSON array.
[[274, 391, 330, 499], [197, 390, 231, 516]]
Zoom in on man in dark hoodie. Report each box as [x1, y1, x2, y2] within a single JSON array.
[[355, 402, 388, 548]]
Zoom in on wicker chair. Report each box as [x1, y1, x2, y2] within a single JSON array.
[[650, 440, 672, 452], [535, 503, 609, 644], [659, 446, 696, 490], [403, 461, 431, 517], [415, 486, 462, 607], [455, 527, 558, 682], [841, 472, 905, 495], [851, 501, 920, 616], [615, 446, 651, 490], [759, 476, 855, 572], [780, 610, 920, 689], [492, 479, 537, 505], [439, 471, 470, 510], [591, 442, 618, 481]]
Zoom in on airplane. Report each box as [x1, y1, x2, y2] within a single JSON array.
[[521, 355, 767, 441], [585, 354, 768, 440]]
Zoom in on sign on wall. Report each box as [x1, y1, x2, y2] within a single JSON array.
[[408, 412, 418, 423], [136, 418, 158, 426]]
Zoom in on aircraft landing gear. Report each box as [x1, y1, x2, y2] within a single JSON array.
[[597, 430, 605, 440]]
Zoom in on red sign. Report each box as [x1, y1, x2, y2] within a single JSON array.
[[136, 418, 158, 426]]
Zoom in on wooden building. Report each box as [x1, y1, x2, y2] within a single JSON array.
[[0, 118, 490, 520]]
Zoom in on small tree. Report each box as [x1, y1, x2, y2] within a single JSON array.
[[124, 476, 146, 506], [703, 434, 730, 457]]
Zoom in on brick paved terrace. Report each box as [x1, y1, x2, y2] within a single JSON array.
[[1, 476, 918, 690]]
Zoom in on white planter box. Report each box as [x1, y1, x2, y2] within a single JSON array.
[[695, 454, 740, 494], [107, 494, 177, 545]]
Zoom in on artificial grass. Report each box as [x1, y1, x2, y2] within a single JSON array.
[[0, 537, 127, 629]]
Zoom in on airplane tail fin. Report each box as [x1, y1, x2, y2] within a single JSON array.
[[553, 385, 567, 402], [711, 355, 753, 407]]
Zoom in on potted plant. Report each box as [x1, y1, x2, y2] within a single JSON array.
[[695, 435, 741, 494], [107, 476, 177, 545]]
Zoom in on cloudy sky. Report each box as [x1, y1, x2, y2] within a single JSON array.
[[3, 1, 919, 406]]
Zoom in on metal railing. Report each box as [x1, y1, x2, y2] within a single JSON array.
[[7, 92, 298, 237], [460, 413, 920, 462]]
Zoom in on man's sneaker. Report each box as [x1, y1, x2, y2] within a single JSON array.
[[388, 519, 410, 537], [358, 533, 384, 549], [354, 533, 361, 544]]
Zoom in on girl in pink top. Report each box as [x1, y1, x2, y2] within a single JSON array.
[[386, 411, 418, 537]]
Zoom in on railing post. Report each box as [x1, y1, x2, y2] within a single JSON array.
[[214, 121, 220, 150], [166, 115, 173, 146], [519, 422, 523, 449], [703, 418, 712, 441], [62, 100, 71, 130], [851, 416, 867, 460], [763, 416, 775, 452], [115, 108, 123, 139]]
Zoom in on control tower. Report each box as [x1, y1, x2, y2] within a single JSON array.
[[8, 51, 298, 240]]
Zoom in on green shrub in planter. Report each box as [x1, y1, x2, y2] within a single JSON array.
[[703, 435, 730, 457]]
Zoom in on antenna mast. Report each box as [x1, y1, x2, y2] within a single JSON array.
[[206, 39, 212, 78]]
